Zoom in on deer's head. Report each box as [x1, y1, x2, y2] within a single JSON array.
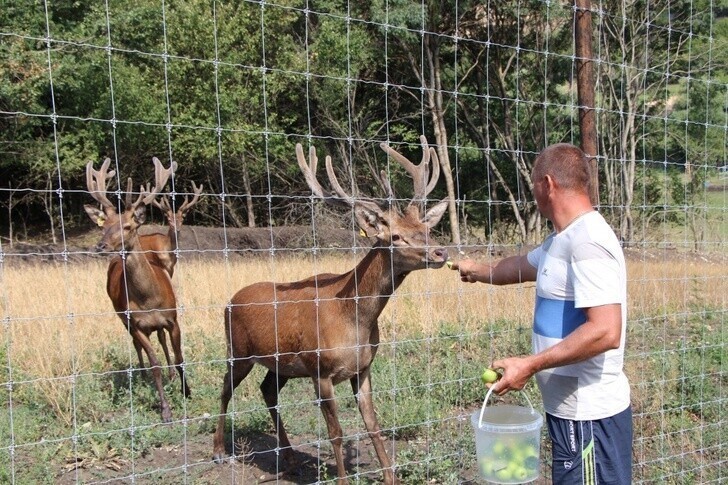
[[152, 180, 203, 234], [84, 157, 176, 252], [296, 136, 449, 273]]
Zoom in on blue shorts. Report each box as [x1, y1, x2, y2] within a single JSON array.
[[546, 405, 632, 484]]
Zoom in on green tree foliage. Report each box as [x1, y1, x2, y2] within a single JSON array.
[[0, 0, 725, 242]]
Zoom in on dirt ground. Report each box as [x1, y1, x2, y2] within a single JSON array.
[[56, 424, 486, 484]]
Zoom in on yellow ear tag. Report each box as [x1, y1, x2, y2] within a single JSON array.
[[359, 229, 367, 237], [96, 217, 105, 227]]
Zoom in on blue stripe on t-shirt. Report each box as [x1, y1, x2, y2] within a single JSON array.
[[534, 295, 586, 338]]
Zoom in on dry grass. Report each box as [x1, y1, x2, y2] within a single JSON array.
[[1, 254, 724, 376], [0, 253, 725, 424], [627, 258, 725, 317]]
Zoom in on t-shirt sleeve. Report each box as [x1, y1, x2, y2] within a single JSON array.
[[571, 242, 622, 308], [527, 246, 542, 269]]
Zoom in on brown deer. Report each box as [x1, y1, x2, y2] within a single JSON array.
[[130, 181, 202, 376], [212, 136, 449, 484], [84, 158, 191, 423], [141, 180, 203, 278]]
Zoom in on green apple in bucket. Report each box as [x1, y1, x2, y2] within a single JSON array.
[[512, 465, 529, 481], [471, 374, 543, 483]]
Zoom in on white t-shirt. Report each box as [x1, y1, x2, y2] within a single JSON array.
[[527, 211, 630, 420]]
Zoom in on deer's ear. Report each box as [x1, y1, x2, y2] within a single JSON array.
[[132, 205, 147, 225], [354, 204, 386, 238], [84, 204, 107, 227], [421, 199, 449, 228]]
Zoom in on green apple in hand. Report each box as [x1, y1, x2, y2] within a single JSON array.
[[481, 368, 500, 384]]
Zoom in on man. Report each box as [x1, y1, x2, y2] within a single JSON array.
[[453, 144, 632, 484]]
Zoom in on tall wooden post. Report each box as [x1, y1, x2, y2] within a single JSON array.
[[574, 0, 599, 206]]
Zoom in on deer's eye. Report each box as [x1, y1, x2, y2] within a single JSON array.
[[391, 234, 401, 243]]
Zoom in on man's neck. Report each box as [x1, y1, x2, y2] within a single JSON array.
[[551, 195, 594, 233]]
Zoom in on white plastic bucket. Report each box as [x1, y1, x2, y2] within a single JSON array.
[[470, 385, 543, 484]]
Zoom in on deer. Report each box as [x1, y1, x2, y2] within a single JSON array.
[[132, 178, 202, 378], [84, 157, 191, 423], [141, 180, 203, 278], [211, 136, 449, 484]]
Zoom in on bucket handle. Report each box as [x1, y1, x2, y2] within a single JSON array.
[[478, 382, 536, 429]]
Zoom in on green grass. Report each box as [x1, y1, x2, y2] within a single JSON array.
[[2, 307, 724, 483], [704, 175, 727, 240], [0, 321, 531, 483]]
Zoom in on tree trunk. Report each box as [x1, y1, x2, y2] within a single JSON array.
[[6, 183, 14, 248], [241, 154, 256, 228], [424, 36, 460, 245], [574, 0, 600, 205], [619, 75, 638, 244], [44, 173, 57, 244]]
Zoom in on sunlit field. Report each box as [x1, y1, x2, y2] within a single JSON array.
[[0, 252, 725, 482], [2, 254, 723, 379], [1, 254, 531, 385]]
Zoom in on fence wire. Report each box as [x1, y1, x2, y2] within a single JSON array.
[[0, 1, 726, 483]]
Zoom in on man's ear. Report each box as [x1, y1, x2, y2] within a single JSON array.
[[84, 204, 106, 227], [544, 174, 557, 192], [353, 204, 385, 238]]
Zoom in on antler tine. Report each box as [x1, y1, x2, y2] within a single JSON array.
[[125, 177, 136, 208], [379, 135, 440, 205], [296, 143, 325, 199], [134, 183, 152, 209], [378, 139, 428, 194], [156, 157, 177, 190], [424, 146, 441, 196], [86, 158, 117, 210], [324, 155, 356, 206], [296, 143, 353, 208], [378, 170, 394, 201], [178, 181, 204, 214], [142, 157, 176, 205], [152, 193, 172, 213]]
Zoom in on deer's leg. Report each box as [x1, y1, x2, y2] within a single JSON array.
[[313, 377, 347, 484], [156, 329, 175, 381], [131, 333, 147, 377], [260, 371, 293, 463], [130, 328, 172, 423], [167, 322, 190, 398], [351, 369, 399, 485], [212, 356, 254, 463]]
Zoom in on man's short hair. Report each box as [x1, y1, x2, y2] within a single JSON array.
[[532, 143, 591, 193]]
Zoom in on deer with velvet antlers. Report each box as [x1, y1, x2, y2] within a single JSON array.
[[84, 158, 191, 423], [142, 180, 203, 278], [212, 136, 449, 484]]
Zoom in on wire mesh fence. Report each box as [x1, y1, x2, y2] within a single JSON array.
[[1, 1, 726, 483]]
